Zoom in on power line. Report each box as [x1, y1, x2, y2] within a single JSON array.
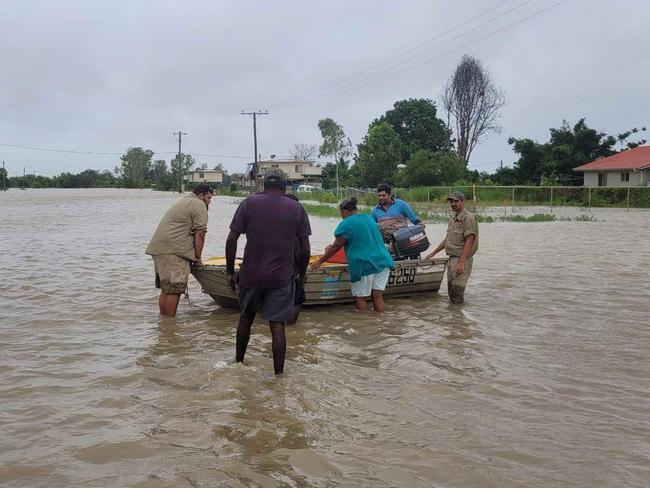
[[276, 0, 566, 109], [0, 142, 123, 155], [191, 152, 252, 159], [273, 0, 533, 109], [0, 141, 255, 160]]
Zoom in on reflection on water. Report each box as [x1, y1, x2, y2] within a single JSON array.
[[1, 189, 649, 487]]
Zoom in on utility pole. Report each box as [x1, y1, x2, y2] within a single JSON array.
[[241, 110, 268, 192], [174, 130, 187, 193], [2, 161, 5, 191], [22, 167, 26, 190]]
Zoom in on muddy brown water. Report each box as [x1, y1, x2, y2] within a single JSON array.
[[1, 188, 648, 487]]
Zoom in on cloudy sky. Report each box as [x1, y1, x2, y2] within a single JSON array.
[[1, 0, 648, 177]]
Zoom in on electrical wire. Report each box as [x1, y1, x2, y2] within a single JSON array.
[[272, 0, 515, 108], [276, 0, 566, 109]]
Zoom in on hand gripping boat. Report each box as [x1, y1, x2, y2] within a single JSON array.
[[191, 255, 448, 308]]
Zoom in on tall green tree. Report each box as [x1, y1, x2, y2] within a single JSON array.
[[119, 147, 154, 188], [320, 160, 351, 189], [318, 118, 352, 192], [355, 122, 401, 187], [371, 98, 451, 163], [399, 149, 466, 186], [0, 166, 9, 189], [170, 153, 196, 192]]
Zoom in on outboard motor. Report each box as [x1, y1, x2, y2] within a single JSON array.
[[390, 224, 429, 260]]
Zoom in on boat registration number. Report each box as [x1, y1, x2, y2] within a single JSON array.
[[388, 267, 416, 285]]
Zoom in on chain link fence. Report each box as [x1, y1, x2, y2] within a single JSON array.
[[294, 185, 650, 222], [321, 185, 650, 211]]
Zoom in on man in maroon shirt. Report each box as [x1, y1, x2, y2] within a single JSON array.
[[225, 169, 311, 374]]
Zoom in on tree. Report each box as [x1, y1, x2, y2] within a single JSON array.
[[289, 143, 317, 161], [399, 150, 466, 186], [442, 55, 505, 163], [371, 98, 451, 163], [0, 166, 9, 189], [318, 118, 352, 193], [151, 160, 174, 190], [119, 147, 154, 188], [321, 160, 351, 189], [355, 122, 401, 187], [170, 153, 196, 192]]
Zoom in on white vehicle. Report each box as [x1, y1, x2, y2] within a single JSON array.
[[296, 184, 317, 192]]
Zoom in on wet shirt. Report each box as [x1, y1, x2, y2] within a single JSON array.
[[230, 191, 311, 289], [445, 209, 479, 258], [146, 193, 208, 261], [371, 198, 421, 224], [334, 213, 394, 283]]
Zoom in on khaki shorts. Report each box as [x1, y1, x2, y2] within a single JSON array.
[[447, 256, 473, 288], [153, 254, 190, 295]]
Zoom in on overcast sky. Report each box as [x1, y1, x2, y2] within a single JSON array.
[[1, 0, 648, 177]]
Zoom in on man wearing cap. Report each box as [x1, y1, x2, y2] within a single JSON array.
[[146, 183, 214, 317], [225, 169, 311, 375], [425, 191, 478, 304]]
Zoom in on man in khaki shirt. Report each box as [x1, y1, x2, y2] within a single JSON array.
[[425, 191, 478, 303], [146, 183, 213, 316]]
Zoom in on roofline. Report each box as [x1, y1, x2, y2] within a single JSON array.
[[574, 164, 650, 172]]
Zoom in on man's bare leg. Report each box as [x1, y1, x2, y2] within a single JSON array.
[[269, 321, 286, 375], [371, 290, 385, 312], [236, 313, 255, 363], [355, 297, 368, 312], [162, 293, 181, 317], [159, 291, 167, 314]]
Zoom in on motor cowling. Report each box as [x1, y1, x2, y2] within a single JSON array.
[[390, 225, 429, 260]]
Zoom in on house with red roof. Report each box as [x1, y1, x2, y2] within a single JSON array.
[[574, 146, 650, 187]]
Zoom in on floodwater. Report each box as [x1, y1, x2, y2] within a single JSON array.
[[1, 188, 648, 488]]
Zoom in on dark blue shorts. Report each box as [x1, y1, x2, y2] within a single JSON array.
[[239, 282, 295, 323], [294, 277, 305, 305]]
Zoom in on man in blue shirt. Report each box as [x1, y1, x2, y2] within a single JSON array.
[[371, 184, 422, 241], [311, 197, 394, 312]]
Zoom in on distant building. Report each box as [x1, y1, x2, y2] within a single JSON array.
[[574, 146, 650, 187], [185, 169, 224, 186], [243, 159, 323, 189]]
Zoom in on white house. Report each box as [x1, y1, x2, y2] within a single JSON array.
[[574, 146, 650, 187], [244, 159, 323, 189], [185, 169, 224, 186]]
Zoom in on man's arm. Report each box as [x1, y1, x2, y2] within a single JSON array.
[[296, 236, 311, 282], [310, 236, 346, 271], [193, 230, 206, 266], [225, 230, 241, 291], [424, 237, 446, 259], [401, 200, 421, 225]]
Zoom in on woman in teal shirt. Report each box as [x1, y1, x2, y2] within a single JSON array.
[[311, 198, 394, 311]]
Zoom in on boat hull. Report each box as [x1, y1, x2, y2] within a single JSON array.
[[191, 257, 448, 308]]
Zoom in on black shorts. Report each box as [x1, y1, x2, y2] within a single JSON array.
[[239, 282, 295, 323]]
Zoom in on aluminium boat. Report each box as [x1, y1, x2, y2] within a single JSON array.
[[191, 256, 448, 308]]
